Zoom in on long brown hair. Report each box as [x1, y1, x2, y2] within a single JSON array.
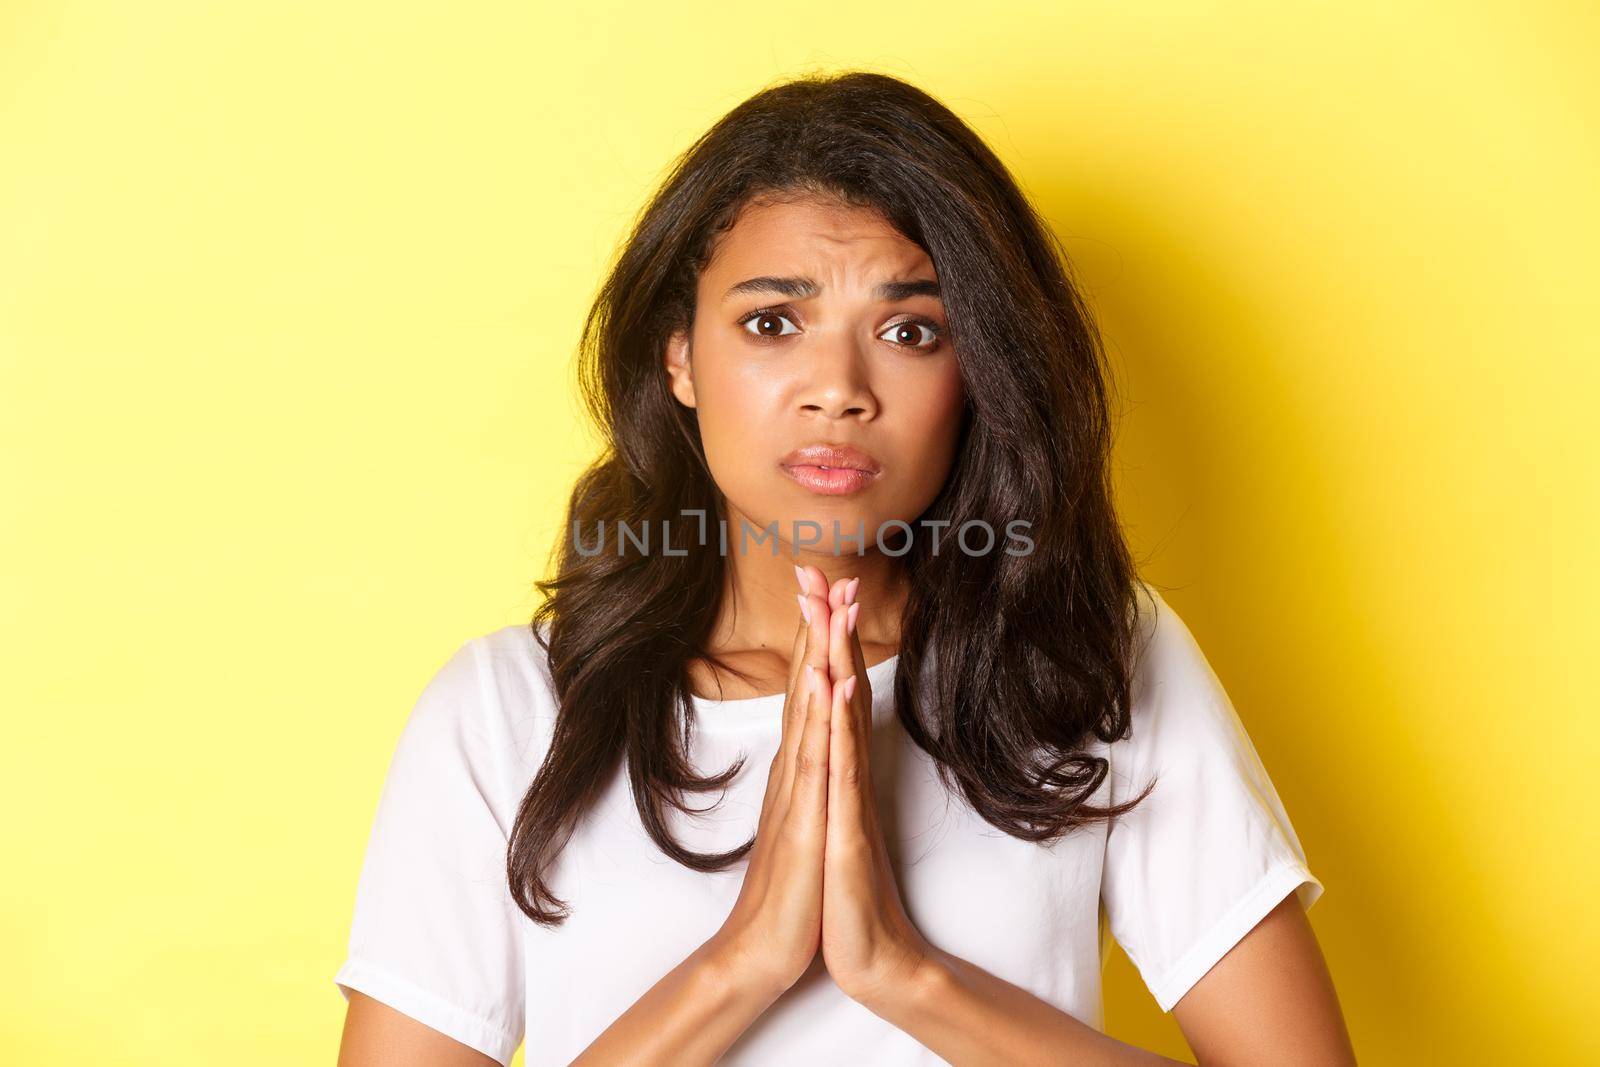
[[509, 70, 1156, 926]]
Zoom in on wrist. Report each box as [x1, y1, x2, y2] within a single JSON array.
[[854, 945, 953, 1022], [698, 931, 790, 1009]]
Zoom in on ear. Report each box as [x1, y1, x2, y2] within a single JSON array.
[[664, 328, 697, 409]]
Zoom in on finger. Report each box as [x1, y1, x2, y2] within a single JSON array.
[[841, 575, 864, 671], [780, 596, 813, 764], [790, 662, 833, 840], [776, 664, 819, 810], [757, 656, 811, 854], [801, 564, 841, 649], [796, 562, 829, 603], [847, 598, 870, 728], [827, 672, 865, 831], [801, 584, 831, 675], [796, 566, 832, 652], [792, 563, 831, 666], [782, 601, 811, 735], [829, 582, 871, 740], [787, 602, 809, 690], [828, 583, 854, 691], [778, 587, 829, 800], [770, 596, 814, 815]]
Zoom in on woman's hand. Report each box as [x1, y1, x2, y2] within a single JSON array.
[[705, 572, 837, 1000], [795, 565, 937, 1009]]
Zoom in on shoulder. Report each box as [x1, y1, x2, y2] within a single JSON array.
[[467, 619, 559, 721], [407, 621, 560, 781], [1128, 581, 1219, 708], [1115, 581, 1253, 771]]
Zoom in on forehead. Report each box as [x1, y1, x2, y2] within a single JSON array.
[[702, 196, 933, 284]]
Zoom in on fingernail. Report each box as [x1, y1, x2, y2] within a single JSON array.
[[845, 577, 859, 605], [847, 601, 860, 635], [796, 593, 811, 623], [843, 675, 857, 701], [793, 563, 807, 592]]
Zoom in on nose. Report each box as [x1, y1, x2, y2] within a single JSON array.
[[796, 337, 878, 421]]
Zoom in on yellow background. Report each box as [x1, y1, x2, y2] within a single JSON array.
[[3, 2, 1594, 1062]]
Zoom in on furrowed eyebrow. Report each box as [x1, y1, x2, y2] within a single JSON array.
[[723, 276, 819, 302], [721, 275, 941, 303], [875, 278, 941, 301]]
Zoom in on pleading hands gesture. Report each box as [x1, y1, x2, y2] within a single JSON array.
[[712, 563, 932, 1010]]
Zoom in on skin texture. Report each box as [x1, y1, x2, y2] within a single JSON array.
[[338, 991, 501, 1067], [336, 195, 1358, 1065]]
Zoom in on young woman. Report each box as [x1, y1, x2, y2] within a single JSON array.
[[334, 72, 1356, 1066]]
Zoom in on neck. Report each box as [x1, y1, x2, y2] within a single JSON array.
[[706, 501, 909, 657]]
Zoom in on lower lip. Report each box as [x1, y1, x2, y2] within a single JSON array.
[[780, 463, 878, 496]]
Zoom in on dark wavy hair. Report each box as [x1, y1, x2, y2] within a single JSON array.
[[508, 70, 1157, 926]]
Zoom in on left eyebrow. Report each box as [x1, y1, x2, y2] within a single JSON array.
[[721, 275, 941, 303]]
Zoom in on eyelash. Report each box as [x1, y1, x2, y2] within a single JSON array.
[[736, 305, 946, 352]]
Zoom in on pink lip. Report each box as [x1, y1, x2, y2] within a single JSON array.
[[778, 443, 882, 497], [781, 464, 877, 495]]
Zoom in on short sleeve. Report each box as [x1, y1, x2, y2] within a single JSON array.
[[1100, 589, 1324, 1013], [334, 638, 526, 1064]]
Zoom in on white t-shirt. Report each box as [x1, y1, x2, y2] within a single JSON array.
[[334, 585, 1323, 1065]]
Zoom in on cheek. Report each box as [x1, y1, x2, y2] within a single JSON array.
[[904, 363, 967, 453], [889, 365, 966, 496], [908, 367, 966, 483], [689, 356, 788, 477], [927, 366, 967, 433]]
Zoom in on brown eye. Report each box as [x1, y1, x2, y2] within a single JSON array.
[[880, 319, 942, 350], [740, 310, 800, 338]]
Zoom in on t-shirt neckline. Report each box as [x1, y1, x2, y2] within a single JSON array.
[[690, 653, 900, 732]]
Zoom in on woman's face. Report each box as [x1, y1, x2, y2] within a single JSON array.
[[664, 195, 967, 558]]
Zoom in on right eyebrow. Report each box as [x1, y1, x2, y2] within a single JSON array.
[[722, 275, 820, 302]]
